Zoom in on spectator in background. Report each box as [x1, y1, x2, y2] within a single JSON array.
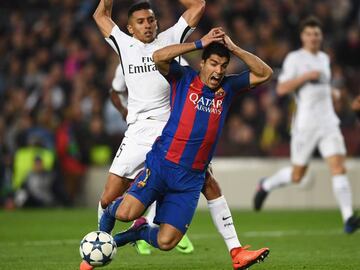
[[14, 156, 56, 208], [88, 114, 112, 166], [260, 105, 289, 156], [0, 116, 14, 209], [55, 105, 87, 204]]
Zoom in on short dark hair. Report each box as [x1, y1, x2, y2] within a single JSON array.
[[299, 16, 322, 33], [128, 1, 152, 19], [202, 42, 230, 61]]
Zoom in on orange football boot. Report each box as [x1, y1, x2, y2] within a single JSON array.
[[79, 260, 94, 270], [231, 245, 269, 270]]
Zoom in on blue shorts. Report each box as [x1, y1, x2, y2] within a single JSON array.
[[127, 149, 205, 234]]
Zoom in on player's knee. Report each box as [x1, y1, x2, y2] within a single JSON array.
[[331, 165, 346, 176], [202, 177, 222, 200], [100, 196, 112, 209], [292, 172, 304, 183], [157, 235, 179, 251], [115, 208, 134, 222]]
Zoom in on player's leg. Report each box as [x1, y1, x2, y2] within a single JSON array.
[[99, 165, 154, 232], [98, 173, 131, 227], [98, 132, 151, 229], [254, 130, 316, 211], [319, 128, 360, 233], [203, 167, 270, 269], [202, 167, 241, 252], [144, 200, 194, 253], [115, 161, 205, 250]]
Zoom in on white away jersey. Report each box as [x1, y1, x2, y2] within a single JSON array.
[[105, 16, 194, 124], [278, 49, 339, 132]]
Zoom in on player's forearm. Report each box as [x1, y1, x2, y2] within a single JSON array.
[[110, 89, 128, 119], [231, 46, 273, 86], [93, 0, 114, 37], [153, 42, 198, 74], [276, 75, 309, 96], [93, 0, 113, 19], [179, 0, 206, 27]]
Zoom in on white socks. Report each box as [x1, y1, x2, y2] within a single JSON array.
[[98, 201, 105, 229], [208, 195, 241, 251], [145, 201, 157, 227], [262, 166, 292, 192], [332, 174, 353, 222]]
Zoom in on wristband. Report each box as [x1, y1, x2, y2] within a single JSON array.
[[194, 40, 203, 49]]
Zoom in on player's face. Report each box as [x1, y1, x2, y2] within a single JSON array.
[[200, 54, 229, 90], [301, 26, 322, 52], [127, 9, 158, 43]]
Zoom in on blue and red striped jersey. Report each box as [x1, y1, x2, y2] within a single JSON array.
[[155, 60, 250, 171]]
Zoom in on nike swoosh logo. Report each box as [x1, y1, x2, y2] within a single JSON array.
[[222, 216, 232, 221], [177, 245, 187, 250]]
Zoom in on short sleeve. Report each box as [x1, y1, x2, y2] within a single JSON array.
[[105, 25, 133, 56], [158, 16, 195, 44], [278, 53, 297, 83], [226, 70, 250, 93], [112, 64, 126, 93]]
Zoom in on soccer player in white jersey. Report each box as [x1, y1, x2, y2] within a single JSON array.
[[253, 16, 360, 234], [81, 1, 252, 270]]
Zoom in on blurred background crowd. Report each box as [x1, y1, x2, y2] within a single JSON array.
[[0, 0, 359, 208]]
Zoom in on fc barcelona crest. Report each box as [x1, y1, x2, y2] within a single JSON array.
[[215, 88, 225, 97], [137, 168, 151, 188]]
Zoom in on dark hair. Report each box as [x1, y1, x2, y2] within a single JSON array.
[[202, 42, 230, 61], [299, 16, 322, 33], [128, 1, 152, 18]]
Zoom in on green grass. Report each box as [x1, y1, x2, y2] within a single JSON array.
[[0, 209, 359, 270]]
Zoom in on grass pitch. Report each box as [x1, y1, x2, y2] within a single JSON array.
[[0, 208, 359, 270]]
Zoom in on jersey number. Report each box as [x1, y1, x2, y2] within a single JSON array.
[[116, 143, 126, 158]]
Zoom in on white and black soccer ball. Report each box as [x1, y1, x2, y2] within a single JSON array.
[[79, 231, 117, 267]]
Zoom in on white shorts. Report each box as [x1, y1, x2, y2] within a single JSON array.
[[291, 125, 346, 166], [109, 119, 167, 179]]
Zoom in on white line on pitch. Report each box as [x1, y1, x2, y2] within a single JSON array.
[[1, 229, 343, 247]]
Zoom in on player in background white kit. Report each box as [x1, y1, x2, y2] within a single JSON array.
[[253, 16, 360, 234], [83, 1, 251, 270]]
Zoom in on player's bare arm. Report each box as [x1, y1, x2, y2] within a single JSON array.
[[223, 35, 273, 87], [179, 0, 206, 27], [153, 27, 225, 75], [276, 70, 321, 96], [93, 0, 115, 37], [109, 89, 128, 120]]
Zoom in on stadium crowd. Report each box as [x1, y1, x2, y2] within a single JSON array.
[[0, 0, 359, 207]]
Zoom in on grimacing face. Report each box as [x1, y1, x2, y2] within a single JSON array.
[[200, 54, 229, 90], [127, 9, 158, 43], [301, 26, 323, 52]]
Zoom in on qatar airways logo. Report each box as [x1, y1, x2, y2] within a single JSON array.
[[189, 93, 223, 115]]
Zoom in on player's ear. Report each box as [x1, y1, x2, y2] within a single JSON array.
[[155, 19, 158, 32], [200, 59, 205, 69], [127, 24, 134, 35]]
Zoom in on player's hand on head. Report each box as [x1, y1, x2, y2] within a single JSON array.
[[200, 27, 225, 47], [222, 34, 237, 52]]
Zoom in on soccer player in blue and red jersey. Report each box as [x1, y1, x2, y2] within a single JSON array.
[[100, 27, 273, 269]]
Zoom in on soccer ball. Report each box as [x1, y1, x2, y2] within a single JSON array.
[[79, 231, 117, 267]]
